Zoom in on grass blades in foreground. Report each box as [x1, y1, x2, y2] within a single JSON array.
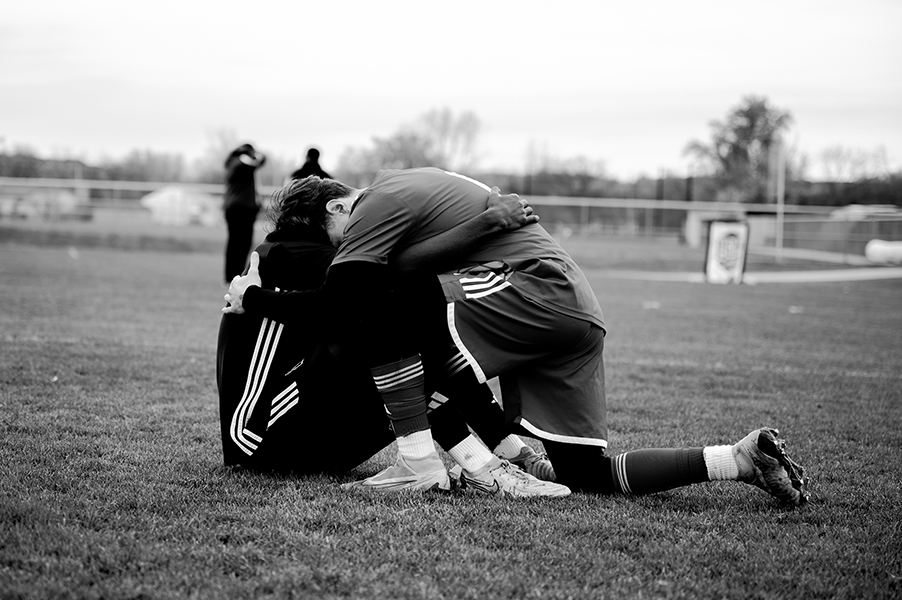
[[1, 242, 900, 599]]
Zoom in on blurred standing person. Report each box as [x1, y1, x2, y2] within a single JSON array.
[[223, 143, 266, 283], [290, 147, 331, 180]]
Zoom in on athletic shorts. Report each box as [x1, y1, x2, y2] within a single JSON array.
[[438, 271, 608, 448]]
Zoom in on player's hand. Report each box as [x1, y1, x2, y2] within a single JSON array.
[[222, 252, 262, 314], [486, 186, 539, 231]]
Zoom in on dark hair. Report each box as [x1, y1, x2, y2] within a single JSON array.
[[266, 176, 352, 241]]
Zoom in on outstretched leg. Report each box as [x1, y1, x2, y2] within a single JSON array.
[[544, 428, 809, 505]]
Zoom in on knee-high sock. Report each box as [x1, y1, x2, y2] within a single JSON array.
[[425, 394, 494, 472], [371, 356, 429, 438], [608, 448, 708, 495], [427, 393, 472, 451], [545, 441, 708, 495]]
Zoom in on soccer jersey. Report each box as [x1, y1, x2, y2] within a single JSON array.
[[333, 168, 604, 329], [333, 168, 608, 447]]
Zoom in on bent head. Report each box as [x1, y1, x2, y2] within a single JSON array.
[[267, 176, 357, 247]]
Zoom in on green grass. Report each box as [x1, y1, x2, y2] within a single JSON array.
[[1, 227, 901, 599]]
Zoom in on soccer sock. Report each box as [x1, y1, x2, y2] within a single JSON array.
[[447, 435, 494, 473], [371, 356, 430, 438], [427, 393, 475, 453], [608, 448, 709, 495], [493, 435, 528, 460], [434, 350, 508, 449], [703, 445, 740, 481], [397, 430, 436, 460]]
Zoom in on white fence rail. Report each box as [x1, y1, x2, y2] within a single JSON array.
[[1, 176, 900, 257]]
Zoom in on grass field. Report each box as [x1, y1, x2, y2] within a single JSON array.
[[1, 222, 901, 599]]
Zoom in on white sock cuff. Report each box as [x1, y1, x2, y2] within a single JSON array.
[[398, 430, 436, 460], [493, 435, 527, 460], [448, 435, 493, 473], [703, 445, 739, 481]]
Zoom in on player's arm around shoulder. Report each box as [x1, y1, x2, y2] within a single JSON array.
[[391, 187, 538, 276]]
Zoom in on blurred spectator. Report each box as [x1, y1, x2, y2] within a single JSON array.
[[223, 143, 266, 284], [289, 147, 331, 180]]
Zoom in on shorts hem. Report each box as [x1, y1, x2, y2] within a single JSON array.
[[519, 418, 607, 448]]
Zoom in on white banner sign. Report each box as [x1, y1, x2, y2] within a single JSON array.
[[705, 221, 750, 284]]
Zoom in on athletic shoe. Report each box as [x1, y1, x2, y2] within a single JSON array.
[[733, 428, 810, 505], [508, 445, 557, 482], [457, 456, 571, 497], [342, 451, 450, 492]]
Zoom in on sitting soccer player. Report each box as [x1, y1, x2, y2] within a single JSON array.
[[226, 171, 809, 505], [217, 187, 567, 496]]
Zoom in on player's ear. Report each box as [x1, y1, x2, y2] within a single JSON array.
[[325, 199, 346, 215]]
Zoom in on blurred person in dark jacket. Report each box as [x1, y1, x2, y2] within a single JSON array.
[[290, 147, 331, 181], [223, 143, 266, 283]]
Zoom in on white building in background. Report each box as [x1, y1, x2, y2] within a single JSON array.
[[140, 185, 221, 227]]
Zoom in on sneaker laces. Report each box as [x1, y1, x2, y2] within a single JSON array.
[[495, 459, 533, 482]]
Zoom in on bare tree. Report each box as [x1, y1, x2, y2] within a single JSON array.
[[417, 107, 481, 171], [189, 128, 241, 183], [820, 145, 890, 181], [336, 108, 482, 181]]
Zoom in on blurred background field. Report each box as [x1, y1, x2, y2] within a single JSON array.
[[1, 228, 900, 599], [2, 200, 897, 272]]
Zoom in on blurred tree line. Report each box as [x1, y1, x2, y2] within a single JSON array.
[[2, 99, 899, 207]]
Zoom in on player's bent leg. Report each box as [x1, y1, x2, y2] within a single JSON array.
[[730, 428, 810, 505], [429, 350, 558, 482]]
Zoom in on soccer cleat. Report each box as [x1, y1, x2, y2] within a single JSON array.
[[458, 456, 571, 497], [342, 450, 450, 492], [733, 428, 810, 506], [508, 445, 557, 482]]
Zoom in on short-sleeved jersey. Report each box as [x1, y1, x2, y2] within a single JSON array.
[[332, 168, 604, 329]]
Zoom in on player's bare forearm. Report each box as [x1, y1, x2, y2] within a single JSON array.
[[391, 187, 538, 276]]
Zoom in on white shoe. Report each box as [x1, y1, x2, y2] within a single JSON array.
[[457, 456, 570, 497], [342, 451, 450, 492]]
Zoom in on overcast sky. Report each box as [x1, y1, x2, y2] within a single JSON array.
[[2, 0, 900, 180]]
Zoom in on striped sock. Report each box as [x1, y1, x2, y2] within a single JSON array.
[[609, 448, 708, 495], [371, 356, 429, 437]]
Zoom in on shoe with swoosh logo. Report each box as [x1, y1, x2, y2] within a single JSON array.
[[459, 456, 570, 497]]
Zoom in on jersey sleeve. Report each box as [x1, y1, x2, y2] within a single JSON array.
[[331, 191, 417, 267]]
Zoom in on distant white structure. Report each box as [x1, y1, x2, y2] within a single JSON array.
[[141, 185, 221, 227], [830, 204, 902, 221], [865, 239, 902, 264]]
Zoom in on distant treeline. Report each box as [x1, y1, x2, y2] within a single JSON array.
[[1, 151, 900, 207]]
